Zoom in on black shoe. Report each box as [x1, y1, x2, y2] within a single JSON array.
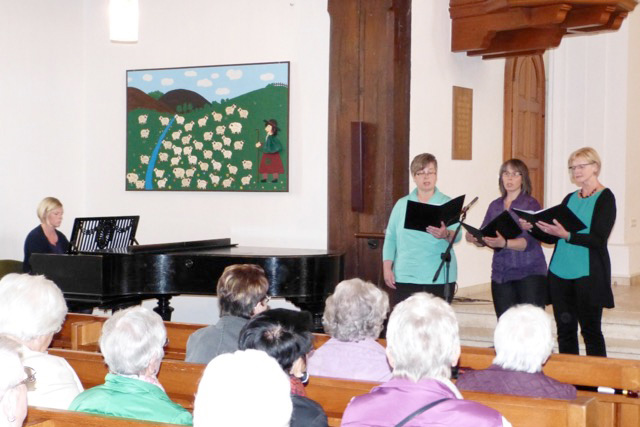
[[260, 179, 267, 182], [271, 179, 278, 183]]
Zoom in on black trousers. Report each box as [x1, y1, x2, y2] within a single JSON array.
[[391, 282, 455, 308], [491, 274, 548, 319], [548, 272, 606, 357]]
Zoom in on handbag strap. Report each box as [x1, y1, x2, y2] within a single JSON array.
[[394, 398, 450, 427]]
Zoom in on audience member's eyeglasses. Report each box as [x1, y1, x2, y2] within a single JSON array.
[[262, 295, 271, 305], [19, 366, 36, 391], [501, 171, 522, 178], [568, 162, 594, 172], [415, 170, 436, 177]]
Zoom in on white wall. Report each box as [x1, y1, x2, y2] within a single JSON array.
[[411, 1, 506, 288]]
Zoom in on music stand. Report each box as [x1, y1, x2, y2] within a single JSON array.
[[68, 216, 140, 254]]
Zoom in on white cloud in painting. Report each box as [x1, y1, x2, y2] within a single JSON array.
[[197, 79, 213, 87], [260, 73, 275, 81], [127, 76, 133, 83], [216, 87, 230, 95], [226, 69, 243, 80], [161, 78, 174, 86], [210, 73, 220, 79], [142, 74, 153, 81], [184, 70, 197, 77]]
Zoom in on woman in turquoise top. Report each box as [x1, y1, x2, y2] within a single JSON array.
[[383, 153, 461, 306], [521, 147, 616, 356]]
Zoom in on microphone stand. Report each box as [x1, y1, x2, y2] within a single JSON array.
[[432, 208, 468, 300]]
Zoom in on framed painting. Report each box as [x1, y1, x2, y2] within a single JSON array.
[[125, 61, 289, 192]]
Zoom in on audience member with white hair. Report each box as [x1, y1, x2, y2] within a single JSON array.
[[341, 293, 511, 427], [69, 307, 192, 425], [0, 335, 31, 427], [193, 349, 292, 427], [456, 304, 577, 399], [308, 278, 391, 381], [0, 273, 83, 409]]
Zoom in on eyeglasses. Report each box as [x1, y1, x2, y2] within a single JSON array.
[[501, 171, 522, 178], [415, 170, 437, 177], [18, 366, 36, 391], [261, 295, 271, 305], [568, 162, 595, 172]]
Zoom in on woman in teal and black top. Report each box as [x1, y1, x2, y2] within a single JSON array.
[[521, 147, 616, 357], [383, 153, 461, 306]]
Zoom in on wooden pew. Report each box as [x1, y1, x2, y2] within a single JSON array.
[[49, 348, 597, 427], [25, 406, 184, 427]]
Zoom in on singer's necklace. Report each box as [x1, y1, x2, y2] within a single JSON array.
[[579, 187, 598, 198]]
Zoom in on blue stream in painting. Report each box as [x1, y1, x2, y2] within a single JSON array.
[[145, 116, 176, 189]]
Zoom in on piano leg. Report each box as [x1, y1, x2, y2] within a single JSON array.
[[154, 296, 175, 321]]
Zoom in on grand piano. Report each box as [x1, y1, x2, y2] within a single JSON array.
[[30, 237, 343, 328]]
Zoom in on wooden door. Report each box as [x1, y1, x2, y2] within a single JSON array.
[[327, 0, 411, 285], [504, 55, 546, 205]]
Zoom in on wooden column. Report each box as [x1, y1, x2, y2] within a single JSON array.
[[327, 0, 411, 284]]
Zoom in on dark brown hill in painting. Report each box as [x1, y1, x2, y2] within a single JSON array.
[[127, 87, 175, 114], [160, 89, 210, 111]]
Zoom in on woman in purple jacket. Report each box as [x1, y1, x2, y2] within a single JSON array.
[[465, 159, 547, 319]]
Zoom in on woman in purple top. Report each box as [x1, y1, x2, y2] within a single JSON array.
[[465, 159, 547, 319], [307, 278, 391, 382]]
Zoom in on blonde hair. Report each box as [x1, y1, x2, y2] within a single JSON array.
[[322, 278, 389, 341], [217, 264, 269, 318], [37, 197, 63, 223], [568, 147, 602, 177]]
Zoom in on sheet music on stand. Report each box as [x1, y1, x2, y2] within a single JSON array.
[[68, 216, 140, 254]]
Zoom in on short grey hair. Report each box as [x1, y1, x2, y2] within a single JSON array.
[[0, 335, 26, 401], [194, 349, 292, 427], [322, 278, 389, 341], [493, 304, 553, 373], [386, 293, 460, 382], [0, 274, 68, 342], [99, 307, 166, 376]]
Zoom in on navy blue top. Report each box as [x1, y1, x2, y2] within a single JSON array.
[[23, 225, 69, 273]]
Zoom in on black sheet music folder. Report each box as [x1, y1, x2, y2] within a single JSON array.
[[68, 216, 139, 254], [512, 204, 586, 233], [462, 211, 522, 245], [404, 195, 465, 231]]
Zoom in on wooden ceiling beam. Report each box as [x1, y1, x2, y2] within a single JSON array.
[[467, 27, 566, 57]]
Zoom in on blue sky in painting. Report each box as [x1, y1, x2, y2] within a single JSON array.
[[127, 62, 289, 103]]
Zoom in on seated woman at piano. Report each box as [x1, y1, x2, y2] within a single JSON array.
[[69, 306, 193, 425], [307, 278, 392, 382], [0, 274, 83, 410], [456, 304, 576, 399], [0, 335, 30, 427], [185, 264, 270, 364], [23, 197, 69, 273]]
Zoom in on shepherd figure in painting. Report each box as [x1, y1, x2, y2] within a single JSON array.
[[256, 119, 285, 183]]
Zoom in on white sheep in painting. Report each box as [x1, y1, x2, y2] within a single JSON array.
[[199, 161, 209, 171], [140, 155, 150, 165], [135, 180, 145, 189], [233, 140, 244, 150], [222, 177, 234, 188], [198, 116, 208, 127], [126, 173, 138, 184], [140, 129, 150, 138], [184, 121, 195, 132], [216, 125, 226, 135], [227, 164, 238, 175], [203, 131, 214, 141], [209, 173, 220, 185], [170, 156, 181, 166], [241, 175, 252, 185], [173, 146, 183, 156], [212, 141, 222, 151], [183, 146, 193, 156], [154, 168, 165, 178], [181, 178, 192, 188], [159, 116, 170, 126], [225, 104, 237, 115], [157, 178, 168, 188], [194, 140, 204, 151], [222, 149, 232, 159], [238, 108, 248, 119], [158, 152, 169, 162], [162, 140, 172, 149], [228, 122, 242, 134], [222, 136, 231, 146], [188, 155, 198, 165], [211, 111, 222, 122], [197, 179, 208, 189], [172, 168, 186, 179], [175, 115, 185, 125], [211, 159, 222, 171], [242, 160, 253, 170], [185, 167, 197, 178], [138, 114, 148, 124], [203, 150, 213, 159], [181, 134, 193, 145], [172, 129, 182, 140]]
